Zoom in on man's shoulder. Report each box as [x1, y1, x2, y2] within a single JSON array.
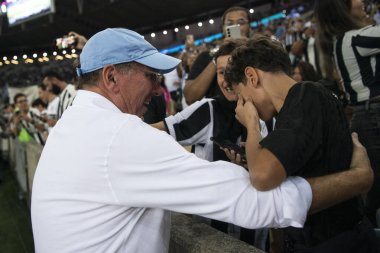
[[66, 84, 77, 93], [287, 81, 331, 101]]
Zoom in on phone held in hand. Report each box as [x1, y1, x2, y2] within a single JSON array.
[[210, 137, 246, 163], [226, 24, 241, 39], [56, 35, 76, 49], [185, 34, 195, 46]]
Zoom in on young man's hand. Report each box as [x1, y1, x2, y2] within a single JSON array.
[[235, 94, 260, 131]]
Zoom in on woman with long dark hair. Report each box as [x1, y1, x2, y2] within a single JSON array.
[[315, 0, 380, 229]]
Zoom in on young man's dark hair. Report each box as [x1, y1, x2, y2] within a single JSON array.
[[213, 38, 247, 62], [224, 35, 291, 86]]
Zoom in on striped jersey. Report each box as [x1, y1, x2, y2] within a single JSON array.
[[57, 84, 76, 118], [334, 25, 380, 104], [164, 97, 267, 162], [21, 108, 45, 145]]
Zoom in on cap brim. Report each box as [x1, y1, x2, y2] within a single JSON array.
[[135, 52, 181, 74]]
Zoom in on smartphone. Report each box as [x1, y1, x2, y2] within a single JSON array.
[[56, 36, 76, 49], [226, 24, 241, 39], [210, 137, 246, 162], [186, 34, 194, 45]]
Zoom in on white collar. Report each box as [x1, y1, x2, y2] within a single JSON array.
[[73, 90, 122, 113]]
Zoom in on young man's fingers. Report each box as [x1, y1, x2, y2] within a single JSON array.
[[237, 94, 244, 106]]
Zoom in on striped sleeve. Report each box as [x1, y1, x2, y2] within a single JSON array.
[[352, 25, 380, 57], [164, 98, 214, 146]]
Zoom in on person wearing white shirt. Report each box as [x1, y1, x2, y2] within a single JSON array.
[[31, 28, 374, 253], [42, 70, 76, 120], [38, 83, 60, 133]]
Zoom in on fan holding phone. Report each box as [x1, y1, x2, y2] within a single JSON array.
[[183, 6, 252, 106], [210, 136, 246, 163], [56, 35, 76, 49]]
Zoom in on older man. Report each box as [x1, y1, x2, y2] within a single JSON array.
[[31, 28, 373, 253]]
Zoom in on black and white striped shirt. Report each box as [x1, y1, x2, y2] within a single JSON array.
[[21, 109, 45, 145], [334, 25, 380, 104], [164, 97, 267, 162], [57, 84, 76, 118]]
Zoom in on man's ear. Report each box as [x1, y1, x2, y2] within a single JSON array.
[[102, 65, 120, 93], [244, 66, 259, 88]]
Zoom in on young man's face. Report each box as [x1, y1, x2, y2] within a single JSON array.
[[232, 69, 275, 121], [216, 55, 238, 101]]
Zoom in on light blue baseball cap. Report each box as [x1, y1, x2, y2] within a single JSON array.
[[76, 28, 181, 76]]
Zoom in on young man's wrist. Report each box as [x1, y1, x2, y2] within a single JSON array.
[[247, 120, 261, 135]]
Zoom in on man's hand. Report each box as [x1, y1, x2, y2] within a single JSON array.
[[307, 132, 374, 214], [47, 118, 57, 127], [235, 94, 260, 131], [68, 31, 88, 50], [350, 132, 374, 193]]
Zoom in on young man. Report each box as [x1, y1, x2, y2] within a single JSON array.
[[224, 35, 376, 252], [11, 93, 45, 145], [32, 28, 373, 253]]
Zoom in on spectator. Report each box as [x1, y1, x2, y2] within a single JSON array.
[[42, 70, 76, 120], [315, 0, 380, 227], [31, 28, 373, 253], [38, 83, 60, 121], [11, 93, 45, 145], [31, 98, 47, 115], [292, 60, 320, 82], [224, 35, 376, 253], [183, 6, 252, 105]]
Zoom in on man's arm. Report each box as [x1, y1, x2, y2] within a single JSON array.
[[111, 123, 312, 229], [183, 58, 216, 105], [307, 132, 373, 214]]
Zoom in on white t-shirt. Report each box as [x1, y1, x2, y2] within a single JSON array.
[[32, 90, 312, 253]]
